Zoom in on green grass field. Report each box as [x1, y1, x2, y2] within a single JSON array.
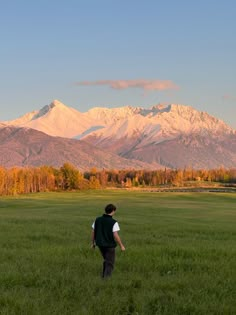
[[0, 191, 235, 315]]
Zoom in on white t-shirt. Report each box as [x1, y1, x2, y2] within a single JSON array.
[[92, 221, 120, 232]]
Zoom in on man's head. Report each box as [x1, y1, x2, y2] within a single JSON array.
[[105, 204, 116, 214]]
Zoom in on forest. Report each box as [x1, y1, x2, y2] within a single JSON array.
[[0, 163, 236, 195]]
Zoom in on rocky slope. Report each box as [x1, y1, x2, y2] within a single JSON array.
[[0, 126, 156, 170]]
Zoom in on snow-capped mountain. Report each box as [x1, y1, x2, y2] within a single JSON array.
[[83, 104, 235, 154], [4, 100, 234, 139], [5, 100, 100, 138], [1, 100, 236, 169], [84, 104, 233, 141]]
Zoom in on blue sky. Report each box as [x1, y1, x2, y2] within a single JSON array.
[[1, 0, 235, 127]]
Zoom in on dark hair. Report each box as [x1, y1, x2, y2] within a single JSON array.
[[105, 204, 116, 214]]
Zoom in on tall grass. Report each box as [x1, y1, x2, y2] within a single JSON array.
[[0, 191, 235, 314]]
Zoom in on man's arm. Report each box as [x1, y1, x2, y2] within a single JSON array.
[[113, 231, 125, 251]]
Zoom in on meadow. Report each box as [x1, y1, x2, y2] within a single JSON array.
[[0, 190, 235, 315]]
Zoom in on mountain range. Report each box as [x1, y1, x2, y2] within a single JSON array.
[[1, 99, 235, 170]]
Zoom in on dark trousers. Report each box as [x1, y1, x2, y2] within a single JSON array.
[[99, 247, 116, 278]]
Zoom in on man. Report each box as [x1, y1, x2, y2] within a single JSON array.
[[91, 204, 125, 278]]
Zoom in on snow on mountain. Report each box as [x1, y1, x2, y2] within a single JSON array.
[[75, 126, 104, 140], [5, 100, 99, 138], [82, 103, 234, 147], [86, 105, 140, 125], [149, 104, 233, 136], [4, 100, 234, 141], [80, 103, 236, 168], [87, 114, 153, 140], [5, 110, 38, 125]]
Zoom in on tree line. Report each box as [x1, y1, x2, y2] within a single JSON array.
[[0, 163, 235, 195]]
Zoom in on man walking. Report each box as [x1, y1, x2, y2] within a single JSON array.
[[91, 204, 125, 278]]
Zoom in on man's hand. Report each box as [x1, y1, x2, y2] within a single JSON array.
[[120, 244, 126, 251], [113, 231, 125, 251]]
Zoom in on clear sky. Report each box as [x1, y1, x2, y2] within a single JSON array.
[[1, 0, 235, 127]]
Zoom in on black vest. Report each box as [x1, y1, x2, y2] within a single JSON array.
[[94, 214, 117, 248]]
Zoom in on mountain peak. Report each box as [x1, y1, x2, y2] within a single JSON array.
[[50, 99, 67, 108], [31, 100, 69, 120]]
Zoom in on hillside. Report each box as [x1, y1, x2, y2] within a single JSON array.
[[0, 126, 156, 170]]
